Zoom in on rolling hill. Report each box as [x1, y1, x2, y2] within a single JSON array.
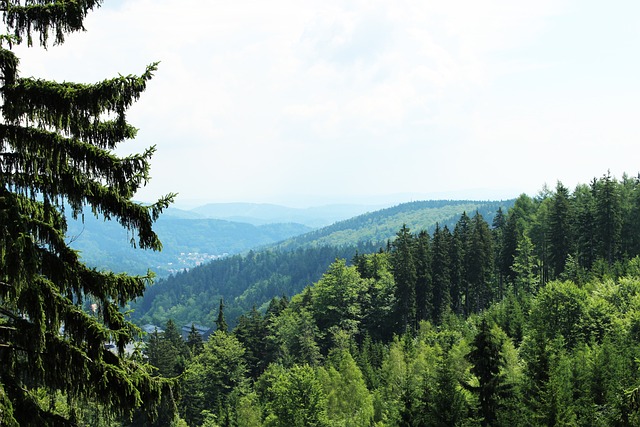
[[130, 198, 514, 328], [67, 214, 313, 277]]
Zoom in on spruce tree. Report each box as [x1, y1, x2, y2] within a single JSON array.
[[216, 298, 228, 333], [414, 230, 432, 324], [572, 183, 597, 269], [465, 319, 509, 427], [466, 211, 494, 313], [0, 2, 175, 424], [390, 224, 417, 333], [594, 172, 623, 265], [492, 207, 507, 300], [548, 182, 573, 278], [186, 323, 204, 357], [431, 224, 452, 322]]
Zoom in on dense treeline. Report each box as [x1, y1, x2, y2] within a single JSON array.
[[126, 172, 640, 427]]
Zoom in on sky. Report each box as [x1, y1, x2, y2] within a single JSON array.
[[12, 0, 640, 208]]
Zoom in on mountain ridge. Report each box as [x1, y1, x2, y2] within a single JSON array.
[[131, 198, 515, 328]]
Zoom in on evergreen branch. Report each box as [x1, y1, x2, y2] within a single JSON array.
[[1, 373, 80, 427], [2, 63, 158, 128], [0, 46, 19, 85], [2, 169, 174, 250], [1, 124, 154, 195], [2, 0, 103, 47]]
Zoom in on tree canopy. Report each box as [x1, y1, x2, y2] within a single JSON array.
[[0, 1, 175, 425]]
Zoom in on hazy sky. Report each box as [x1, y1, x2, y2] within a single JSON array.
[[13, 0, 640, 207]]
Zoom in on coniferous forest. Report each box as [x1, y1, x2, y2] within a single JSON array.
[[137, 173, 640, 426], [3, 2, 640, 427]]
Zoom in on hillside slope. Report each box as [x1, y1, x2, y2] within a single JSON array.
[[67, 215, 312, 277], [276, 199, 510, 249], [132, 199, 514, 328], [190, 202, 389, 227]]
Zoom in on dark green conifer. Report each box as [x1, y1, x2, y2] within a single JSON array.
[[216, 298, 228, 333], [431, 224, 453, 322], [0, 1, 175, 424], [186, 323, 204, 357], [548, 182, 573, 278], [390, 224, 417, 333], [466, 211, 495, 313], [465, 319, 509, 427], [594, 172, 623, 265], [414, 230, 432, 324]]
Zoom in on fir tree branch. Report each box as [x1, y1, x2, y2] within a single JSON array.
[[2, 0, 104, 47]]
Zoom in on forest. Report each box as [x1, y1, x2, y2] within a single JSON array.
[[131, 200, 510, 329], [111, 172, 640, 426], [2, 2, 640, 426]]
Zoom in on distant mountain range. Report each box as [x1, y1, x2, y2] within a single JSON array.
[[67, 202, 391, 277], [172, 202, 391, 227]]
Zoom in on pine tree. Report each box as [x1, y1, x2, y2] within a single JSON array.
[[548, 182, 573, 278], [594, 172, 623, 265], [431, 224, 452, 322], [0, 2, 175, 425], [501, 194, 535, 284], [391, 224, 417, 333], [216, 298, 228, 333], [511, 233, 538, 295], [466, 211, 495, 313], [145, 327, 180, 378], [414, 230, 432, 324], [492, 207, 507, 300], [186, 323, 204, 357], [453, 213, 471, 315], [465, 319, 508, 427], [572, 182, 597, 269], [234, 306, 268, 378]]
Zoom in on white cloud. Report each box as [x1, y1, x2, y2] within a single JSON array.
[[10, 0, 640, 206]]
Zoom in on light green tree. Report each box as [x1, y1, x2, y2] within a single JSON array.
[[318, 349, 374, 427], [511, 233, 538, 295], [264, 364, 329, 427], [312, 259, 367, 348]]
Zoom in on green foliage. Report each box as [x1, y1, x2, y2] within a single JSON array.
[[0, 2, 175, 424], [318, 349, 374, 427], [215, 298, 228, 333], [186, 324, 204, 357], [510, 233, 538, 295], [270, 306, 322, 367], [390, 225, 418, 333], [312, 259, 368, 347], [465, 319, 511, 426], [115, 172, 640, 427], [133, 200, 513, 330], [276, 200, 509, 250], [133, 245, 377, 329], [262, 364, 329, 427], [180, 331, 247, 426], [528, 280, 589, 349]]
